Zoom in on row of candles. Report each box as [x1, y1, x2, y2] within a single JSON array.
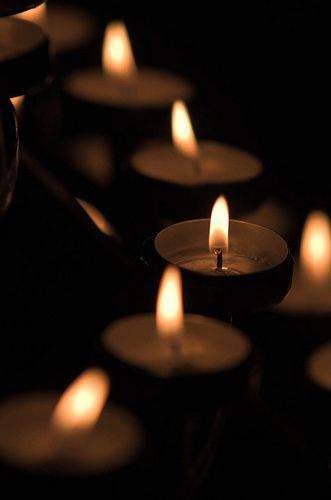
[[1, 0, 331, 482]]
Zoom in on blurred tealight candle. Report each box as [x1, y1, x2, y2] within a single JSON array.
[[65, 21, 193, 108], [102, 265, 251, 378], [0, 368, 143, 475], [278, 210, 331, 315], [131, 100, 263, 186]]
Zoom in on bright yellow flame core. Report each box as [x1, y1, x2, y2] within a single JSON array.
[[15, 4, 47, 30], [156, 266, 184, 338], [209, 196, 229, 254], [51, 368, 110, 433], [102, 21, 137, 79], [300, 210, 331, 284], [172, 100, 199, 160]]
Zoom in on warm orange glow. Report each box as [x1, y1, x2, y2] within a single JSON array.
[[209, 196, 229, 254], [10, 96, 24, 113], [102, 21, 137, 79], [51, 368, 110, 434], [171, 100, 199, 160], [156, 266, 184, 339], [77, 198, 113, 236], [15, 4, 47, 31], [300, 210, 331, 284]]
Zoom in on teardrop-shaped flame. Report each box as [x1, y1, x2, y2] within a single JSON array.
[[209, 196, 229, 254], [51, 368, 110, 434], [300, 210, 331, 284], [102, 21, 137, 79], [172, 100, 199, 160], [156, 266, 184, 338]]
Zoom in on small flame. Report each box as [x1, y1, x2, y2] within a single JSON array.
[[102, 21, 137, 79], [15, 4, 47, 31], [172, 100, 199, 160], [10, 96, 24, 113], [77, 198, 113, 236], [51, 368, 110, 434], [156, 266, 184, 339], [209, 196, 229, 254], [300, 210, 331, 284]]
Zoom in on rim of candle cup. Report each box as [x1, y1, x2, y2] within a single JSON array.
[[0, 18, 50, 98], [155, 218, 290, 277], [0, 391, 144, 476], [0, 0, 45, 17], [101, 313, 252, 379]]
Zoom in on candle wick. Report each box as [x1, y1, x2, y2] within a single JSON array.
[[214, 248, 223, 271]]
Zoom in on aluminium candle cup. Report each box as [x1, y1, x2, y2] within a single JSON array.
[[0, 0, 46, 17], [0, 391, 144, 489], [141, 219, 293, 318], [0, 18, 51, 98], [0, 99, 18, 215], [62, 69, 194, 166], [100, 314, 252, 494], [100, 313, 253, 415]]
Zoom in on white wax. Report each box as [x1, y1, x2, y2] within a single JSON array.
[[64, 67, 193, 108], [0, 392, 143, 475], [0, 18, 44, 62], [277, 264, 331, 315], [102, 313, 251, 378], [131, 142, 263, 186], [176, 253, 270, 276], [307, 342, 331, 390], [62, 134, 114, 187], [155, 219, 289, 277], [47, 3, 98, 53]]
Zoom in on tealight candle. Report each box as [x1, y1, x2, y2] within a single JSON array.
[[131, 101, 263, 187], [102, 266, 251, 380], [143, 196, 293, 314], [0, 368, 143, 476], [65, 22, 193, 109], [277, 210, 331, 315]]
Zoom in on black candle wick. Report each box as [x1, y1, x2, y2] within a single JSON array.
[[213, 248, 223, 271]]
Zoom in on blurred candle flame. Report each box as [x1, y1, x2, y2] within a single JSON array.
[[172, 100, 199, 160], [77, 198, 113, 236], [10, 96, 24, 113], [156, 266, 184, 339], [209, 196, 229, 254], [300, 210, 331, 285], [102, 21, 137, 79], [14, 4, 47, 31], [51, 368, 110, 434]]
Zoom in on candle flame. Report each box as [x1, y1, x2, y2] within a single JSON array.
[[77, 198, 113, 236], [14, 4, 47, 31], [156, 266, 184, 339], [209, 196, 229, 254], [300, 210, 331, 285], [10, 96, 24, 113], [102, 21, 137, 79], [51, 368, 110, 434], [172, 100, 199, 160]]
